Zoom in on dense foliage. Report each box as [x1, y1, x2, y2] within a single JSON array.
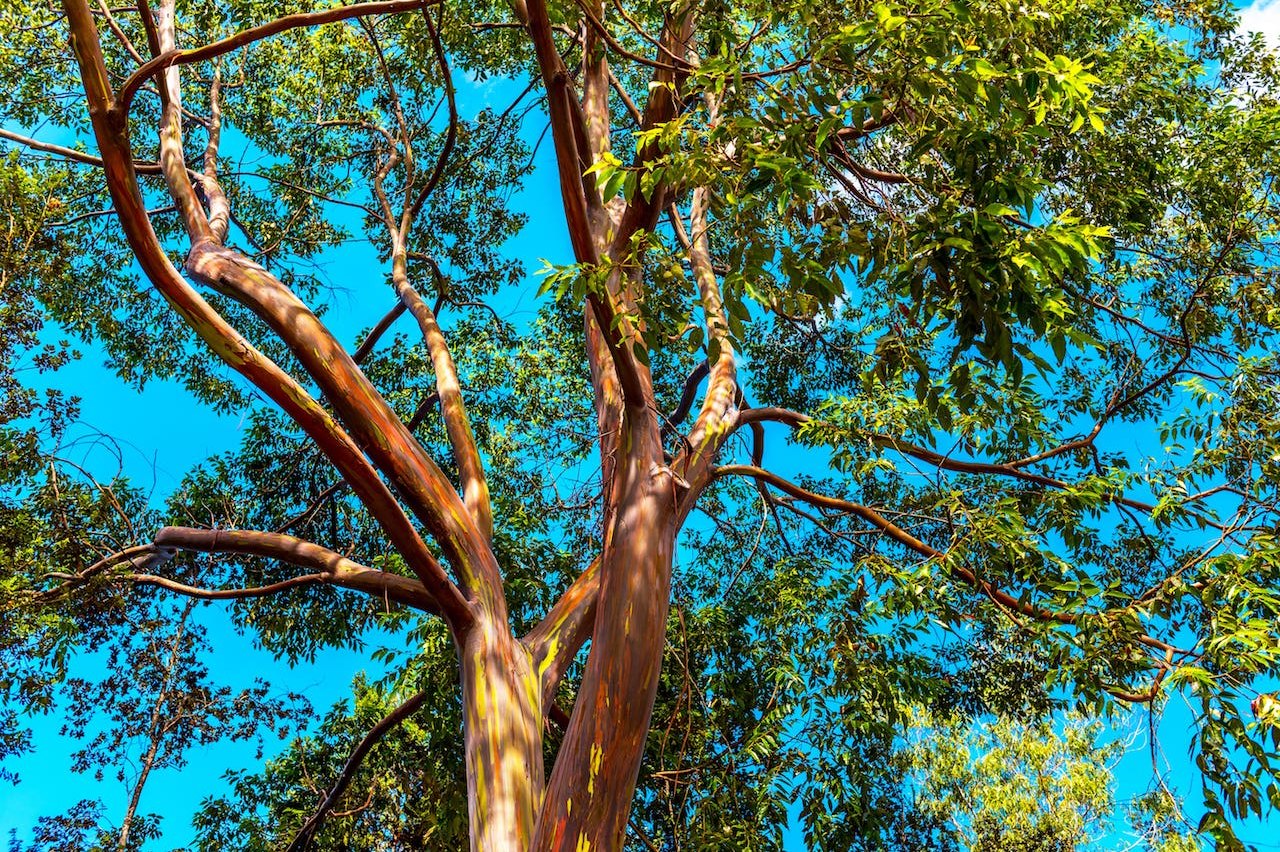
[[2, 0, 1280, 848]]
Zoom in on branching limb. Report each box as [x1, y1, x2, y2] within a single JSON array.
[[50, 529, 440, 611], [516, 0, 598, 260], [41, 530, 440, 613], [185, 239, 499, 609], [37, 544, 170, 601], [0, 127, 161, 173], [60, 0, 473, 630], [389, 255, 494, 541], [151, 527, 439, 612], [406, 6, 458, 223], [712, 464, 1185, 657], [732, 408, 1236, 530], [608, 2, 694, 252], [517, 0, 653, 404], [661, 360, 708, 437], [351, 302, 408, 362]]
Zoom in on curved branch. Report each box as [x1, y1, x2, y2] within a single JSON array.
[[676, 168, 737, 484], [571, 0, 689, 73], [865, 434, 1233, 532], [117, 572, 331, 600], [661, 360, 708, 436], [734, 406, 810, 430], [37, 544, 170, 601], [118, 0, 436, 115], [712, 464, 1184, 657], [285, 689, 432, 852], [0, 127, 162, 173], [42, 531, 439, 612], [151, 526, 440, 613], [388, 259, 493, 541], [351, 302, 408, 363], [730, 408, 1232, 531], [406, 6, 458, 223]]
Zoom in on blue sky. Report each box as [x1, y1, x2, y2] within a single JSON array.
[[5, 1, 1280, 848]]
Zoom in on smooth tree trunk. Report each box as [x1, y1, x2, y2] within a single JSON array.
[[461, 612, 545, 849], [532, 418, 680, 850]]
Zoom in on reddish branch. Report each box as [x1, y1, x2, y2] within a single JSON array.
[[60, 0, 473, 630], [152, 527, 441, 612], [0, 127, 162, 173], [45, 529, 441, 614]]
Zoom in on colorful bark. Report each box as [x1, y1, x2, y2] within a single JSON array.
[[461, 613, 544, 851], [532, 416, 679, 850]]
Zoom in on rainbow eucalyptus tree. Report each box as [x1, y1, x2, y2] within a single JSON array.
[[2, 0, 1280, 849]]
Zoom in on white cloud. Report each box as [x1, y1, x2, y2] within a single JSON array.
[[1239, 0, 1280, 49]]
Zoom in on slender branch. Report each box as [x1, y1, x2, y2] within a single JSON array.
[[866, 434, 1234, 532], [662, 360, 709, 436], [677, 148, 738, 484], [389, 256, 493, 541], [713, 464, 1185, 656], [118, 0, 436, 115], [607, 67, 643, 127], [731, 408, 1232, 530], [94, 0, 145, 63], [518, 0, 649, 405], [201, 63, 230, 244], [406, 6, 458, 223], [286, 689, 432, 852], [518, 0, 598, 262], [152, 0, 213, 241], [38, 544, 171, 601], [352, 302, 408, 363], [184, 239, 502, 608], [115, 572, 333, 600], [0, 127, 162, 174], [153, 526, 441, 612], [571, 0, 689, 72]]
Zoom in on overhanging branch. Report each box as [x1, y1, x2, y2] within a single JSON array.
[[117, 0, 437, 116]]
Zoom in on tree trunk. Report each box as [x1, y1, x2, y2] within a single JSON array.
[[533, 416, 679, 850], [461, 612, 544, 851]]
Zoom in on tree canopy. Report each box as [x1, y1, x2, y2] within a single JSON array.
[[2, 0, 1280, 848]]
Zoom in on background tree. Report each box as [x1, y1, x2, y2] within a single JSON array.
[[2, 0, 1279, 849]]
